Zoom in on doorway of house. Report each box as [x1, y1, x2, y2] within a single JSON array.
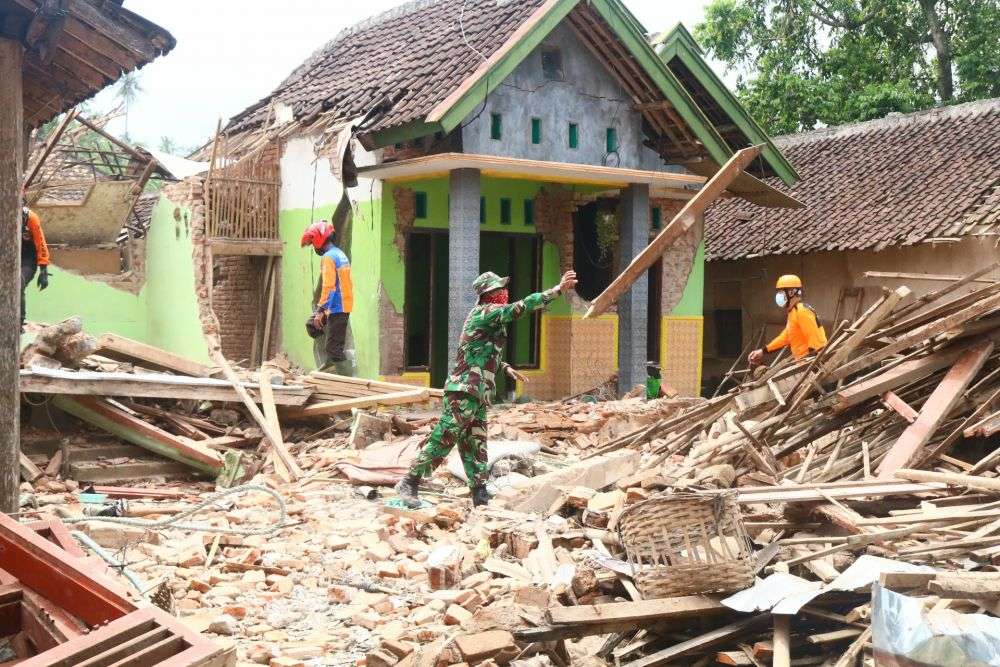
[[647, 258, 663, 366], [404, 230, 450, 388], [572, 200, 617, 301], [480, 232, 542, 400]]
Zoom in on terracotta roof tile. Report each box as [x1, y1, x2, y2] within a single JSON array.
[[705, 99, 1000, 260], [227, 0, 546, 136]]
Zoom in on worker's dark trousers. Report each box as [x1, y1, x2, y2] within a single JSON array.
[[20, 263, 36, 331], [324, 313, 350, 362]]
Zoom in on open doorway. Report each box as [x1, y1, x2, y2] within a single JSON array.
[[405, 230, 450, 387], [647, 258, 663, 364], [572, 199, 618, 301], [480, 232, 542, 399]]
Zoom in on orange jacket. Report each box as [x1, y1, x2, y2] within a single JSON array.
[[766, 302, 827, 360], [317, 245, 353, 314], [22, 209, 49, 267]]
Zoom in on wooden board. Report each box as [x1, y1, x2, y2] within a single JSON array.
[[95, 333, 216, 378], [625, 615, 767, 667], [52, 396, 224, 475], [834, 342, 975, 411], [549, 596, 726, 627], [876, 341, 994, 478], [285, 389, 430, 418], [20, 369, 312, 406], [585, 145, 762, 318]]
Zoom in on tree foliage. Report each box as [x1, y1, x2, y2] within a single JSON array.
[[695, 0, 1000, 134]]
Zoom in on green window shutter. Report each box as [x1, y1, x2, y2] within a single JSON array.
[[606, 127, 618, 153], [500, 198, 512, 225], [480, 197, 486, 225], [531, 118, 542, 145], [490, 113, 502, 141], [524, 199, 534, 226], [415, 192, 428, 219], [651, 206, 662, 230], [568, 122, 579, 149]]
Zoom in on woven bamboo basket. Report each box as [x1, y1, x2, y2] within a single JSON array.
[[617, 491, 754, 599]]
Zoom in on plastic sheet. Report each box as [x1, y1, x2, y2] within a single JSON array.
[[872, 583, 1000, 666]]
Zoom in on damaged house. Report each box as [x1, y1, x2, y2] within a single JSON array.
[[29, 0, 801, 398], [22, 116, 216, 362], [212, 0, 799, 399], [703, 98, 1000, 390]]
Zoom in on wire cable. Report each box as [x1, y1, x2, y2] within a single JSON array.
[[61, 484, 291, 537]]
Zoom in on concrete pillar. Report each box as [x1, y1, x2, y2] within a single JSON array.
[[448, 168, 481, 371], [0, 38, 23, 514], [617, 183, 649, 396]]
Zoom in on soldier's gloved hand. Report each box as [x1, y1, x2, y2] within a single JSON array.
[[37, 266, 49, 291]]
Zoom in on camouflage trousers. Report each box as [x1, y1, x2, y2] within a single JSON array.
[[408, 392, 488, 488]]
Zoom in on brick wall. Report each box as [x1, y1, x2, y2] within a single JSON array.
[[212, 255, 268, 362]]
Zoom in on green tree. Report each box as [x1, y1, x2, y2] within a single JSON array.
[[695, 0, 1000, 134], [115, 72, 143, 139]]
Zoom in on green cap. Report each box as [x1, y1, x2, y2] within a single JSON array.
[[473, 271, 509, 296]]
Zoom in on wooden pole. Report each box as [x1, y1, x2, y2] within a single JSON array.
[[0, 38, 24, 514], [584, 145, 762, 319]]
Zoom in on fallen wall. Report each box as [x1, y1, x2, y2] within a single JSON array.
[[25, 188, 212, 364]]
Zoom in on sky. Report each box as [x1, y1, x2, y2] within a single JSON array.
[[92, 0, 720, 152]]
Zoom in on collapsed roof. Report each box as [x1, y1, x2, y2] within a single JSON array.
[[705, 98, 1000, 261], [224, 0, 794, 185]]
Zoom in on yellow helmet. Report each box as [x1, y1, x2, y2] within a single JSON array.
[[776, 274, 803, 290]]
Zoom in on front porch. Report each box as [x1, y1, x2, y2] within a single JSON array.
[[359, 152, 709, 399]]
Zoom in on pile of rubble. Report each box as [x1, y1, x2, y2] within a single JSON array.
[[14, 266, 1000, 666]]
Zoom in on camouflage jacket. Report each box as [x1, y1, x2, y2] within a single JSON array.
[[444, 288, 560, 403]]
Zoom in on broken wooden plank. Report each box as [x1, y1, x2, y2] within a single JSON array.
[[52, 396, 224, 475], [20, 369, 312, 406], [881, 391, 918, 423], [833, 342, 976, 411], [287, 389, 430, 418], [829, 291, 1000, 382], [95, 333, 216, 378], [585, 145, 762, 318], [876, 340, 994, 478], [548, 596, 727, 627], [210, 351, 303, 482], [822, 287, 911, 375], [259, 367, 296, 482], [730, 480, 946, 504], [624, 614, 767, 667], [19, 453, 43, 483], [895, 469, 1000, 494]]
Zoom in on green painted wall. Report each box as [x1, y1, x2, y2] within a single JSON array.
[[670, 239, 705, 317], [25, 266, 146, 339], [25, 193, 211, 364], [278, 204, 338, 370], [143, 197, 212, 364]]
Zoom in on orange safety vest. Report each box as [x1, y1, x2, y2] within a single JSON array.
[[766, 302, 827, 360]]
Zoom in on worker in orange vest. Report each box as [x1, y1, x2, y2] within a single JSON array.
[[749, 274, 827, 365], [300, 220, 354, 372], [21, 206, 50, 331]]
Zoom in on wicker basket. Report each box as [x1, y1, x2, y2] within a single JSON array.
[[617, 491, 754, 599]]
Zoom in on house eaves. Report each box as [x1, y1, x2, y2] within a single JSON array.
[[653, 23, 799, 187]]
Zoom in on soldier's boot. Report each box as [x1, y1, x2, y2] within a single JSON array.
[[394, 475, 422, 509], [471, 485, 493, 508]]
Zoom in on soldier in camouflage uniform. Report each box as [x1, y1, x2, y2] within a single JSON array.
[[395, 269, 577, 508]]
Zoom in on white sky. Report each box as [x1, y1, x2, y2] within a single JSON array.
[[93, 0, 719, 151]]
